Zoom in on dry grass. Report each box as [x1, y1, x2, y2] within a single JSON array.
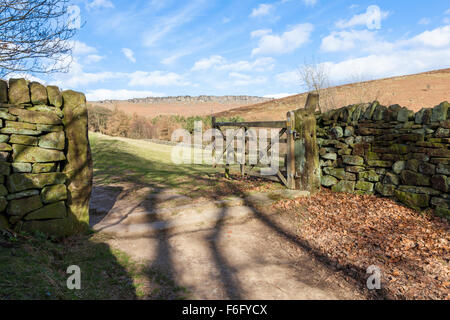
[[215, 68, 450, 121]]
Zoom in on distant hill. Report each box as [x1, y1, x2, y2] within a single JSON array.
[[89, 68, 450, 120], [95, 95, 272, 105], [89, 95, 272, 118], [214, 68, 450, 121]]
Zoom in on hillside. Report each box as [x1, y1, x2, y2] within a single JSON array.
[[214, 68, 450, 121], [89, 95, 272, 118], [89, 68, 449, 122]]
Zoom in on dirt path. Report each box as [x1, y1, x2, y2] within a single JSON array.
[[90, 183, 366, 299]]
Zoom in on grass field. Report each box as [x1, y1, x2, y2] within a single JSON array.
[[89, 132, 280, 199], [0, 230, 188, 299]]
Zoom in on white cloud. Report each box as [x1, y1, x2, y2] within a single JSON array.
[[323, 48, 450, 85], [251, 29, 272, 38], [445, 9, 450, 15], [229, 72, 251, 80], [161, 51, 190, 65], [251, 23, 314, 56], [86, 89, 165, 101], [250, 4, 274, 18], [87, 0, 114, 10], [444, 17, 450, 24], [321, 30, 378, 52], [121, 48, 136, 63], [85, 54, 105, 63], [302, 0, 317, 7], [307, 25, 450, 86], [71, 41, 97, 55], [191, 56, 275, 72], [419, 18, 431, 25], [52, 63, 122, 88], [407, 25, 450, 48], [143, 1, 203, 47], [228, 73, 267, 86], [321, 24, 450, 54], [6, 73, 46, 84], [336, 5, 389, 30], [191, 55, 226, 71], [217, 57, 275, 72], [275, 70, 300, 84], [127, 71, 188, 87]]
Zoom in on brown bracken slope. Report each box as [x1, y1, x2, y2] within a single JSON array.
[[214, 68, 450, 121], [88, 68, 450, 121]]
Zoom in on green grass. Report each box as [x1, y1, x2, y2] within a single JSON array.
[[90, 132, 219, 188], [0, 230, 188, 300]]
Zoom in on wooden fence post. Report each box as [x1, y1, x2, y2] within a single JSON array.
[[286, 111, 296, 189], [292, 94, 321, 193], [211, 116, 216, 168]]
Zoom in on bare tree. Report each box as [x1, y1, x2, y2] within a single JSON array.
[[0, 0, 79, 77], [299, 58, 337, 112]]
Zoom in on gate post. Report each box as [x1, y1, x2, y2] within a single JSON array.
[[286, 111, 296, 189], [292, 94, 321, 193]]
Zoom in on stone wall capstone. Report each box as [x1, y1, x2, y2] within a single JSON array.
[[0, 78, 92, 236], [316, 101, 449, 218]]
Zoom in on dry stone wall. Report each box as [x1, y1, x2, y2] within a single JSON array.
[[316, 101, 449, 218], [0, 78, 92, 236]]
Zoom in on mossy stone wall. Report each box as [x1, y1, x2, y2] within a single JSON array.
[[0, 78, 92, 236], [316, 101, 449, 218]]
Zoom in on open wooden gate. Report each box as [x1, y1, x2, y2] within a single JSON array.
[[211, 93, 321, 192]]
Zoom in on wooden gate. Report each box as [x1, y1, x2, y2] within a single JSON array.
[[211, 93, 321, 192]]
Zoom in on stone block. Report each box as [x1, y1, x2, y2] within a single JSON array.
[[332, 180, 355, 193], [29, 82, 48, 105], [395, 190, 429, 209], [0, 80, 7, 103], [400, 170, 431, 186], [355, 180, 374, 192], [41, 184, 67, 203], [7, 195, 43, 216], [12, 144, 65, 163], [32, 163, 58, 173], [25, 201, 66, 220], [46, 86, 63, 108], [8, 79, 30, 104], [6, 172, 67, 193], [321, 175, 338, 187], [342, 155, 364, 166], [9, 135, 38, 146], [431, 102, 449, 122], [12, 163, 32, 173], [38, 131, 65, 150], [9, 107, 62, 125]]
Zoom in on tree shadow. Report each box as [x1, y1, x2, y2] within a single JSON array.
[[88, 135, 401, 300]]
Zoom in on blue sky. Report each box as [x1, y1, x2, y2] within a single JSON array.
[[31, 0, 450, 100]]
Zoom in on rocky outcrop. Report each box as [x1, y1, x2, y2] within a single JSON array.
[[96, 95, 273, 105], [0, 78, 93, 236]]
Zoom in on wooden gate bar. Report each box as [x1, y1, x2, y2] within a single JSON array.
[[215, 120, 286, 128]]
